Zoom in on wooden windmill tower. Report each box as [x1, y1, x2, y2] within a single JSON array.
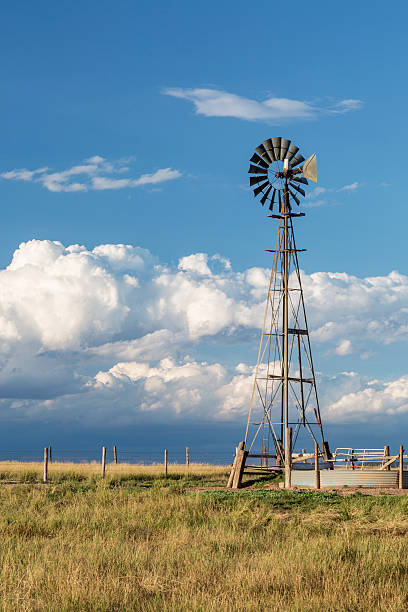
[[227, 137, 331, 489]]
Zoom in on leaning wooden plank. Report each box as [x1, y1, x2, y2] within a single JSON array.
[[227, 441, 244, 488], [292, 455, 314, 464], [378, 455, 398, 470], [232, 449, 248, 489]]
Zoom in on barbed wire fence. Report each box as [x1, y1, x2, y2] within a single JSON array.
[[0, 447, 234, 465]]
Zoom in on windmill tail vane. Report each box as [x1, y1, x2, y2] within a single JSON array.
[[227, 137, 330, 490]]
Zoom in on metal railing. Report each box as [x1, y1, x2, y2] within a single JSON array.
[[331, 448, 387, 469]]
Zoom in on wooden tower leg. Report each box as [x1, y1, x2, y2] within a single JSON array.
[[399, 445, 404, 490], [284, 427, 292, 489]]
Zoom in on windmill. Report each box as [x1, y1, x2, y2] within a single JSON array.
[[227, 137, 331, 489]]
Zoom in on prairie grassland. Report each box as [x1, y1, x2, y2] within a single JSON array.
[[1, 464, 408, 611], [0, 460, 229, 484]]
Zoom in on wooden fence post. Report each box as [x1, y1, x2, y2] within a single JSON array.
[[284, 427, 292, 489], [113, 445, 117, 464], [43, 447, 48, 483], [315, 442, 320, 490], [186, 446, 189, 467], [384, 445, 390, 470], [351, 448, 355, 470], [164, 449, 168, 477], [101, 446, 106, 478], [48, 445, 52, 464], [399, 445, 404, 489]]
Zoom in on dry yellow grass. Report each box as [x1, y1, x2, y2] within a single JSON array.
[[0, 460, 229, 482], [1, 463, 408, 611]]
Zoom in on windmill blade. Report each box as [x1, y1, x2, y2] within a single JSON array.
[[249, 175, 268, 187], [255, 144, 266, 157], [289, 182, 306, 197], [280, 138, 291, 161], [255, 144, 271, 164], [250, 153, 269, 169], [289, 189, 300, 206], [248, 164, 268, 174], [253, 180, 270, 197], [263, 138, 273, 151], [260, 185, 272, 206], [302, 152, 317, 182], [285, 144, 299, 161], [262, 138, 276, 163], [291, 176, 308, 185], [286, 144, 299, 161], [272, 137, 281, 162], [290, 154, 305, 168], [268, 188, 276, 211]]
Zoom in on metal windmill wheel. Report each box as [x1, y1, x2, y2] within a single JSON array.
[[248, 137, 317, 212]]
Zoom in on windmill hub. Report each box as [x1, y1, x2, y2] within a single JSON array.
[[266, 161, 286, 191]]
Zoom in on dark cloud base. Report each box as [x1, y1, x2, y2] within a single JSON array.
[[0, 421, 405, 463]]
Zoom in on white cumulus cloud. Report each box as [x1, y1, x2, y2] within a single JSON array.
[[324, 375, 408, 423], [0, 239, 406, 425]]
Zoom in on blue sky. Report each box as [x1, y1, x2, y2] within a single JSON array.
[[0, 1, 408, 455]]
